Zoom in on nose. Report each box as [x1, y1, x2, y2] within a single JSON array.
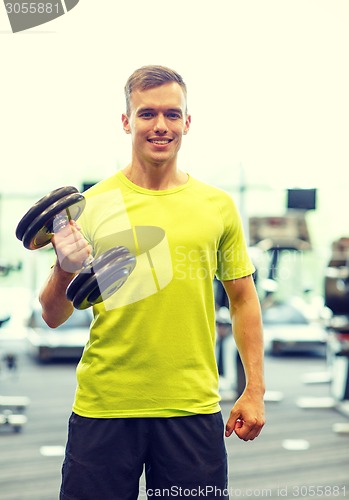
[[154, 114, 168, 134]]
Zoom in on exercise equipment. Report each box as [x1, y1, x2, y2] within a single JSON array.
[[0, 396, 29, 433], [249, 212, 327, 355], [0, 260, 22, 277], [16, 187, 136, 309], [324, 237, 349, 402], [325, 237, 349, 315]]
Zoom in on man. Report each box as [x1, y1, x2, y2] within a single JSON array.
[[40, 65, 265, 500]]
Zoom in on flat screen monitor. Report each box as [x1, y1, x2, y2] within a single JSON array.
[[287, 188, 316, 210]]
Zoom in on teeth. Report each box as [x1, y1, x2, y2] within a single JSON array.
[[149, 140, 170, 144]]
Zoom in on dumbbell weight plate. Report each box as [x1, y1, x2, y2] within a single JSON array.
[[68, 247, 136, 309], [88, 265, 133, 304], [65, 246, 132, 300], [71, 265, 131, 310], [21, 193, 86, 250], [66, 247, 137, 310], [16, 186, 79, 242], [87, 250, 136, 305]]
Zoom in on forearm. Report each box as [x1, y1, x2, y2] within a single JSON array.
[[39, 220, 92, 328], [39, 261, 75, 328], [223, 276, 265, 394], [231, 297, 265, 396], [222, 276, 266, 439]]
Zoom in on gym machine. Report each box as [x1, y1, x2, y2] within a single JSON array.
[[324, 237, 349, 404], [0, 263, 28, 433], [248, 188, 326, 355]]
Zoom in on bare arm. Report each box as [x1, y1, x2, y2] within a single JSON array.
[[222, 275, 265, 440], [39, 263, 76, 328], [39, 220, 92, 328]]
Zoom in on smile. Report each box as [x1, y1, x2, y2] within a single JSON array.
[[148, 139, 172, 145]]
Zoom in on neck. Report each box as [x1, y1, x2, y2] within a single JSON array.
[[122, 161, 188, 190]]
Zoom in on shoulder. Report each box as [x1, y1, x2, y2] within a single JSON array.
[[189, 176, 237, 206], [82, 173, 122, 199], [189, 177, 241, 228], [77, 173, 124, 235]]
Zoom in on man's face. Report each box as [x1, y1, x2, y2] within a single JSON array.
[[122, 82, 191, 168]]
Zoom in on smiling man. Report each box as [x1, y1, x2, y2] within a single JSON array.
[[40, 65, 265, 500], [122, 79, 191, 188]]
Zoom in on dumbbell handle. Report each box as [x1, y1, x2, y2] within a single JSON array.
[[53, 212, 94, 268]]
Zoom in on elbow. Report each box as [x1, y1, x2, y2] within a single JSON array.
[[39, 294, 72, 329], [41, 311, 61, 329], [38, 295, 57, 329], [38, 271, 74, 328]]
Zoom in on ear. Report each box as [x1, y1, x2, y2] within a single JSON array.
[[122, 113, 131, 134], [183, 114, 191, 135]]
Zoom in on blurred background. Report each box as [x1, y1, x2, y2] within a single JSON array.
[[1, 1, 349, 499]]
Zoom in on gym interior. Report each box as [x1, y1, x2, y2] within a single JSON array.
[[1, 180, 349, 498]]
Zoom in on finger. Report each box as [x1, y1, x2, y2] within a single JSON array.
[[59, 244, 91, 273], [225, 413, 241, 437], [66, 222, 88, 252], [234, 420, 264, 441], [53, 219, 80, 238], [52, 230, 91, 273], [234, 419, 244, 430], [69, 219, 82, 232], [53, 224, 86, 250]]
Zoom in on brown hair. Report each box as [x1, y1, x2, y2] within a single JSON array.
[[124, 65, 188, 116]]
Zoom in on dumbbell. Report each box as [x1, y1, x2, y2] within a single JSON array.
[[15, 186, 136, 310]]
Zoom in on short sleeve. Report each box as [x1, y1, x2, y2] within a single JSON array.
[[216, 194, 255, 281]]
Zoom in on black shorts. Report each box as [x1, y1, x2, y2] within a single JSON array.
[[60, 412, 229, 500]]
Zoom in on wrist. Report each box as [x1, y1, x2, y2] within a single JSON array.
[[54, 260, 77, 279], [245, 381, 266, 397]]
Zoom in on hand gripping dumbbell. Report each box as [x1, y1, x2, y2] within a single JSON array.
[[15, 186, 136, 310]]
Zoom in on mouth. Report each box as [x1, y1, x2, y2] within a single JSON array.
[[147, 138, 173, 146]]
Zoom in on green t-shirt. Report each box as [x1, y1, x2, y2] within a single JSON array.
[[72, 171, 254, 418]]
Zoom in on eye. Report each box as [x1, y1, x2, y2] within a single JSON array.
[[167, 112, 181, 119], [139, 112, 154, 119]]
